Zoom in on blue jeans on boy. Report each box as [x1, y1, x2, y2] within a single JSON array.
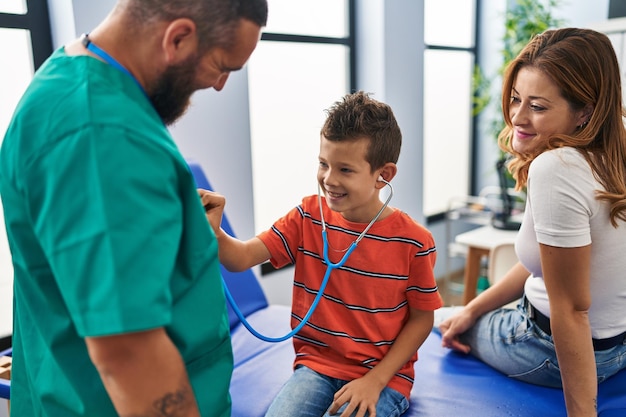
[[265, 365, 409, 417], [449, 298, 626, 387]]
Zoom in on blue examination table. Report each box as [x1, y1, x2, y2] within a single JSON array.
[[228, 305, 626, 417], [189, 161, 626, 417]]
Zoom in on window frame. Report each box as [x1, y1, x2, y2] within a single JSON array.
[[424, 0, 482, 223], [252, 0, 355, 276], [0, 0, 53, 70], [259, 0, 356, 90]]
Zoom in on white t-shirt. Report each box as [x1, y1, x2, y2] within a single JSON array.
[[517, 147, 626, 339]]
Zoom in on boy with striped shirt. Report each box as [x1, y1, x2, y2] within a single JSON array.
[[200, 91, 443, 417]]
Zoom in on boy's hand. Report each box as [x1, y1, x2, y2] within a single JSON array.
[[327, 375, 383, 417], [197, 189, 226, 234]]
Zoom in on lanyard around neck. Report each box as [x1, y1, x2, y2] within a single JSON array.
[[81, 33, 147, 96]]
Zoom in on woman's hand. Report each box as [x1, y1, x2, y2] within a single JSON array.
[[438, 309, 475, 354], [439, 261, 530, 354]]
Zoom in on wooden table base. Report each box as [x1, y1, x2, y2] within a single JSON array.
[[462, 246, 490, 305]]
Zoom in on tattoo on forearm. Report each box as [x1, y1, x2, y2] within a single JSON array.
[[124, 382, 196, 417], [154, 390, 187, 415], [594, 396, 598, 411]]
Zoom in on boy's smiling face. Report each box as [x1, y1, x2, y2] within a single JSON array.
[[317, 135, 384, 223]]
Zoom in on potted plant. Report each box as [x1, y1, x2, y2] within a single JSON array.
[[473, 0, 566, 229], [474, 0, 566, 140]]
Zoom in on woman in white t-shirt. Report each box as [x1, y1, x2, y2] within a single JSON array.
[[439, 28, 626, 417]]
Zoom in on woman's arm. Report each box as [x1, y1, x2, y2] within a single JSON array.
[[540, 243, 596, 417], [440, 261, 529, 353]]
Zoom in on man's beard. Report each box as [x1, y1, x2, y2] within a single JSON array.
[[148, 56, 199, 126]]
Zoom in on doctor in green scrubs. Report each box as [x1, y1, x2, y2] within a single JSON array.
[[0, 1, 267, 416]]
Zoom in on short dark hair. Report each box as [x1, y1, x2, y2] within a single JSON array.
[[120, 0, 268, 50], [321, 91, 402, 171]]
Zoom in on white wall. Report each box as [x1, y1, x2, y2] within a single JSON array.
[[356, 0, 426, 225]]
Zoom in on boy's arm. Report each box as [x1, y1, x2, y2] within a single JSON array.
[[215, 234, 271, 272], [198, 189, 270, 272], [328, 307, 433, 417]]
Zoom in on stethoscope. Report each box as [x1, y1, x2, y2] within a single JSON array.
[[223, 175, 394, 342]]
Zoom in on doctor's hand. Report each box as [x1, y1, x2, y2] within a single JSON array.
[[197, 189, 226, 234], [438, 309, 474, 354]]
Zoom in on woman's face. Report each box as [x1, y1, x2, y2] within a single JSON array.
[[509, 67, 587, 154]]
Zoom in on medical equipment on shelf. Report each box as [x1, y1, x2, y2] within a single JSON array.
[[223, 176, 394, 342]]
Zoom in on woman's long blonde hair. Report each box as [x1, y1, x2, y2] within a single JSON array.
[[498, 28, 626, 226]]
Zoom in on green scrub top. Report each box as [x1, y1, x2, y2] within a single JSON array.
[[0, 47, 233, 416]]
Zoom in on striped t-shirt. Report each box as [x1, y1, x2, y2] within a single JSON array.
[[258, 195, 443, 399]]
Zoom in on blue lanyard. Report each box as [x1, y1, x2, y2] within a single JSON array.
[[81, 33, 147, 97]]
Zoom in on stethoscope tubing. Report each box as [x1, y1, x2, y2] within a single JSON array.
[[223, 234, 356, 342], [224, 179, 393, 343]]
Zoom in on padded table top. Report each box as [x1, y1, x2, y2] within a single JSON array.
[[230, 305, 626, 417]]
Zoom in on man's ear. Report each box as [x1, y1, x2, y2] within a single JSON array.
[[162, 18, 198, 64]]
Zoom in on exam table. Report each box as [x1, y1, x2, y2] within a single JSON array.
[[189, 161, 626, 417]]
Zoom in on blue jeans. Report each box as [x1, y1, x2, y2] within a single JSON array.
[[265, 365, 409, 417], [444, 299, 626, 388]]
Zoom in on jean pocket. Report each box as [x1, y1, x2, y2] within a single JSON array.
[[376, 387, 409, 417], [509, 358, 562, 388], [507, 311, 544, 345], [596, 346, 626, 383]]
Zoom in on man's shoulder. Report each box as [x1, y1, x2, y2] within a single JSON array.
[[9, 53, 165, 156], [31, 50, 156, 125]]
